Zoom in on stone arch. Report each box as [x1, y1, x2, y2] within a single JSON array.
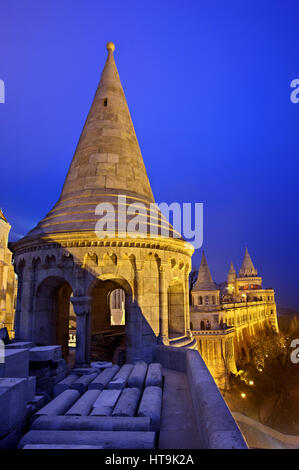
[[87, 275, 135, 362], [83, 252, 98, 268], [103, 253, 117, 266], [61, 252, 74, 268], [44, 255, 56, 268], [168, 278, 185, 338], [34, 276, 73, 357]]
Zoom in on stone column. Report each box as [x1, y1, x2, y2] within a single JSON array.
[[70, 296, 92, 367], [184, 271, 191, 338], [158, 265, 169, 345]]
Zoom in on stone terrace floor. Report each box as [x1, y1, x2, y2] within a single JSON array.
[[159, 368, 200, 449]]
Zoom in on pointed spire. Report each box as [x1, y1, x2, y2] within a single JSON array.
[[60, 41, 154, 202], [0, 208, 8, 223], [193, 251, 216, 291], [228, 261, 236, 273], [227, 261, 236, 282], [19, 42, 180, 241], [239, 247, 258, 277]]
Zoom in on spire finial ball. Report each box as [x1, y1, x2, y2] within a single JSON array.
[[106, 42, 115, 52]]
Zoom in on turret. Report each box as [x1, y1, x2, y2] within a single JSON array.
[[192, 251, 220, 307], [239, 247, 258, 277]]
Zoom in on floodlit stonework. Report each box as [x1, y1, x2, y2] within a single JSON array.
[[191, 250, 278, 388], [0, 42, 250, 450], [0, 210, 16, 337], [11, 43, 196, 366]]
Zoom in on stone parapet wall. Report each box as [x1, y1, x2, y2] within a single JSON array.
[[186, 349, 247, 449], [153, 344, 247, 449]]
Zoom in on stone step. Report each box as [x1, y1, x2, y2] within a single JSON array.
[[112, 388, 141, 417], [88, 365, 119, 390], [127, 361, 148, 390], [90, 389, 121, 416], [70, 373, 98, 394], [53, 374, 79, 397], [23, 444, 104, 449], [145, 363, 163, 388], [107, 364, 134, 390], [31, 415, 151, 432], [138, 386, 162, 431], [18, 430, 156, 449], [32, 389, 80, 420], [66, 390, 101, 416]]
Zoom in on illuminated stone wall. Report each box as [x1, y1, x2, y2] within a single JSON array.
[[0, 212, 16, 337]]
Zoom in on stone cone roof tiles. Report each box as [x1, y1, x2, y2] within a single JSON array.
[[239, 247, 258, 277], [15, 43, 180, 245], [193, 251, 217, 291]]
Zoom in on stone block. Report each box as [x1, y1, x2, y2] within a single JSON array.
[[33, 389, 80, 419], [0, 349, 29, 378], [0, 377, 28, 437], [127, 361, 148, 390], [112, 388, 141, 417], [31, 415, 151, 432], [27, 376, 36, 402], [90, 389, 121, 416], [90, 361, 112, 370], [72, 367, 99, 375], [70, 373, 98, 394], [23, 444, 104, 449], [30, 395, 47, 409], [29, 346, 62, 362], [145, 363, 162, 388], [138, 386, 162, 431], [6, 342, 33, 349], [66, 390, 101, 416], [53, 374, 79, 397], [36, 370, 67, 396], [88, 365, 119, 390], [0, 427, 23, 449], [107, 364, 133, 390], [18, 430, 156, 449]]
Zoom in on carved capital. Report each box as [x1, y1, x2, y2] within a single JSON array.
[[70, 296, 92, 316]]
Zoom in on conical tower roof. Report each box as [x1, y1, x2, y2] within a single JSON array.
[[60, 41, 154, 202], [239, 247, 257, 277], [228, 261, 236, 274], [16, 43, 178, 244], [0, 208, 8, 223], [227, 261, 236, 282], [193, 251, 217, 291]]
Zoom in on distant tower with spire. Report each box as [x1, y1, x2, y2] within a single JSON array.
[[192, 251, 220, 308], [190, 247, 278, 389], [239, 247, 258, 277]]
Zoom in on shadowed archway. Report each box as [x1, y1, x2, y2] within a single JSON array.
[[34, 276, 72, 357], [88, 277, 133, 363], [168, 279, 185, 338]]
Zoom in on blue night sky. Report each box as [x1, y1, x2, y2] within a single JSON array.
[[0, 1, 298, 310]]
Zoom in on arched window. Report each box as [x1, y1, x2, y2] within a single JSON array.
[[110, 288, 125, 325]]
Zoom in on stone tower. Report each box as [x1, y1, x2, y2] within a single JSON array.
[[227, 261, 237, 295], [192, 251, 220, 309], [239, 247, 258, 277], [0, 209, 16, 336], [12, 43, 195, 365]]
